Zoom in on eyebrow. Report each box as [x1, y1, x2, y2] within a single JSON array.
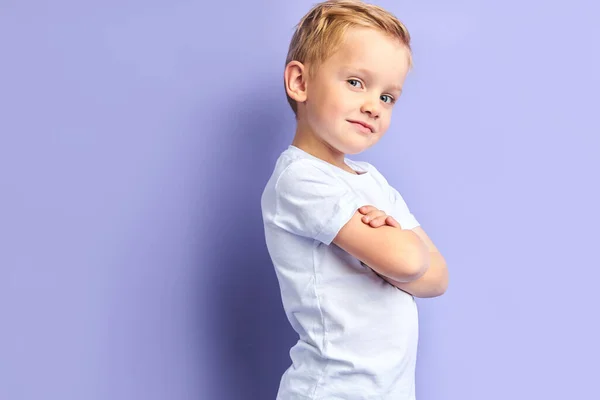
[[389, 83, 404, 95], [344, 66, 403, 94]]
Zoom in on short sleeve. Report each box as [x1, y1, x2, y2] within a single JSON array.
[[389, 186, 420, 230], [273, 160, 362, 245]]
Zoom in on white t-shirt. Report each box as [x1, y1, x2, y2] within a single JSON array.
[[261, 145, 421, 400]]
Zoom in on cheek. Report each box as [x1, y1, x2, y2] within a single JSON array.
[[306, 83, 354, 130], [325, 87, 354, 119], [379, 115, 393, 134], [381, 116, 391, 130], [318, 85, 339, 108], [313, 89, 344, 123]]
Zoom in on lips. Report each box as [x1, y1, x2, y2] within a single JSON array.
[[348, 120, 374, 133]]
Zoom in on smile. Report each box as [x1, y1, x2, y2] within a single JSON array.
[[348, 120, 374, 134]]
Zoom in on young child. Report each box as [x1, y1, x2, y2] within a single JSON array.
[[261, 1, 449, 398]]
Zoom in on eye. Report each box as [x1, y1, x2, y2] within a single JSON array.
[[380, 94, 395, 104], [347, 79, 363, 88]]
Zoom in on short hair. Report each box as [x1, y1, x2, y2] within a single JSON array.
[[284, 0, 413, 115]]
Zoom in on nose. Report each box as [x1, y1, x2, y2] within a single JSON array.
[[360, 97, 380, 119]]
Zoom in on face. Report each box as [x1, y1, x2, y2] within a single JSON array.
[[300, 26, 411, 156]]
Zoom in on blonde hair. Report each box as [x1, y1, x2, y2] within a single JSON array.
[[284, 0, 413, 115]]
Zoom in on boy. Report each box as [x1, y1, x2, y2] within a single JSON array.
[[261, 1, 449, 398]]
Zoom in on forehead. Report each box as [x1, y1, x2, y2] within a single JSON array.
[[327, 27, 410, 77]]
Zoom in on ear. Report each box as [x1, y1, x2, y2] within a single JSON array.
[[284, 61, 308, 104]]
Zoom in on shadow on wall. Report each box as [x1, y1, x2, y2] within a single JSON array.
[[198, 85, 297, 399]]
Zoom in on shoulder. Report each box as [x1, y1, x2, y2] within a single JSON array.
[[262, 153, 345, 211], [269, 147, 342, 189], [275, 158, 346, 201], [262, 148, 346, 213], [262, 153, 361, 243]]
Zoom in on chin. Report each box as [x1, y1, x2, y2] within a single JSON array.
[[340, 143, 373, 155], [351, 137, 381, 153], [327, 132, 378, 155]]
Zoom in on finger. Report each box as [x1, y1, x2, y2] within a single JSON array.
[[368, 215, 389, 227], [358, 205, 377, 215], [362, 210, 386, 223], [385, 216, 401, 228]]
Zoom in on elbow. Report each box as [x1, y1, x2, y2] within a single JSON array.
[[392, 250, 430, 282], [440, 269, 450, 295], [436, 277, 449, 296], [417, 271, 449, 299], [380, 228, 432, 282], [432, 261, 450, 297], [408, 231, 431, 280], [409, 239, 432, 280], [411, 251, 431, 281]]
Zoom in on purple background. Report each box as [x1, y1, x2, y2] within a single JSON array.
[[1, 0, 598, 399]]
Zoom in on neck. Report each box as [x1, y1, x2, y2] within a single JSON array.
[[291, 118, 347, 170]]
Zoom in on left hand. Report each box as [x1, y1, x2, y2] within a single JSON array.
[[358, 205, 401, 229]]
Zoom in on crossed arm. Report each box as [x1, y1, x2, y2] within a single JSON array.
[[333, 207, 449, 298], [378, 226, 448, 298]]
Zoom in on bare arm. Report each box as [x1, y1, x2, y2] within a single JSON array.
[[379, 226, 448, 298], [332, 211, 430, 282]]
